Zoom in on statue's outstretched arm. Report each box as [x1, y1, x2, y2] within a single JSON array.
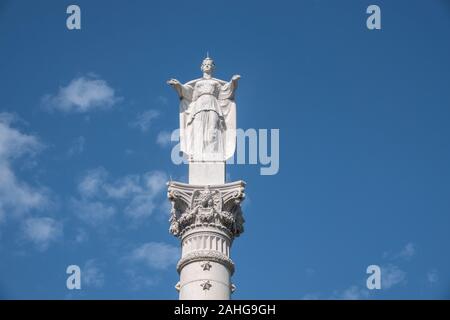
[[167, 78, 193, 100], [167, 78, 183, 98], [228, 74, 241, 91], [231, 74, 241, 83]]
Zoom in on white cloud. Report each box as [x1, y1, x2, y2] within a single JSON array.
[[124, 194, 156, 219], [156, 130, 172, 147], [333, 263, 406, 299], [42, 76, 120, 113], [144, 171, 167, 194], [22, 217, 62, 251], [77, 167, 108, 198], [125, 269, 160, 291], [382, 242, 416, 261], [82, 259, 105, 288], [130, 109, 159, 132], [73, 168, 168, 224], [334, 243, 414, 299], [71, 198, 116, 226], [103, 175, 142, 199], [0, 113, 49, 221], [73, 169, 117, 224], [67, 136, 85, 156], [382, 264, 406, 289], [398, 242, 415, 260], [122, 171, 167, 219], [339, 285, 370, 300], [0, 112, 18, 124], [129, 242, 179, 270], [0, 113, 42, 160]]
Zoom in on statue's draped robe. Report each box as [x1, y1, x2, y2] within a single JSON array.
[[176, 77, 237, 161]]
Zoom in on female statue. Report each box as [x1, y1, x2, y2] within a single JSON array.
[[167, 57, 240, 161]]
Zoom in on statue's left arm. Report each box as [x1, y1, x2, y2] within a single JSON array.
[[231, 74, 241, 86], [218, 75, 240, 100]]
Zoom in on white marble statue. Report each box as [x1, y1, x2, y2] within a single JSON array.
[[167, 57, 240, 161]]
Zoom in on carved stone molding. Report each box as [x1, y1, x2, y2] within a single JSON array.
[[167, 181, 245, 239], [176, 250, 235, 274]]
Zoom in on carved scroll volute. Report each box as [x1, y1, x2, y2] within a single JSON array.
[[167, 181, 245, 238], [168, 186, 191, 237]]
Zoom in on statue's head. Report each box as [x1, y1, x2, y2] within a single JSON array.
[[201, 57, 215, 75]]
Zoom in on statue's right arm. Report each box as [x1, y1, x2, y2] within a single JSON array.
[[167, 78, 195, 101], [167, 78, 184, 98]]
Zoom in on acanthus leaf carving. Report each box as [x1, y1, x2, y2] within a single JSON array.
[[167, 181, 245, 239]]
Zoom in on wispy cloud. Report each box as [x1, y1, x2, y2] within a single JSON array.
[[383, 242, 416, 261], [0, 112, 19, 124], [124, 269, 161, 291], [82, 259, 105, 288], [73, 168, 167, 225], [73, 168, 116, 226], [381, 264, 406, 289], [103, 175, 143, 199], [42, 75, 120, 113], [377, 243, 412, 290], [21, 217, 62, 251], [338, 285, 370, 300], [0, 112, 42, 160], [397, 242, 415, 260], [130, 109, 160, 132], [71, 198, 117, 226], [128, 242, 179, 270], [156, 130, 172, 147], [0, 113, 49, 221], [77, 167, 108, 198], [331, 242, 415, 299], [123, 171, 167, 219]]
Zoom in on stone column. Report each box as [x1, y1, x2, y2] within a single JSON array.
[[167, 180, 245, 300]]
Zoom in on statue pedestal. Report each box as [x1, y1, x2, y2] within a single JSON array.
[[167, 181, 245, 300], [189, 161, 225, 185]]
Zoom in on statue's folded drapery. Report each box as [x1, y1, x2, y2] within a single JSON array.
[[176, 77, 237, 161]]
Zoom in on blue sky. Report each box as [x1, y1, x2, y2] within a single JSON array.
[[0, 0, 449, 299]]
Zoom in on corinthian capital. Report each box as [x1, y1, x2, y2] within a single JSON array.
[[167, 181, 245, 238]]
